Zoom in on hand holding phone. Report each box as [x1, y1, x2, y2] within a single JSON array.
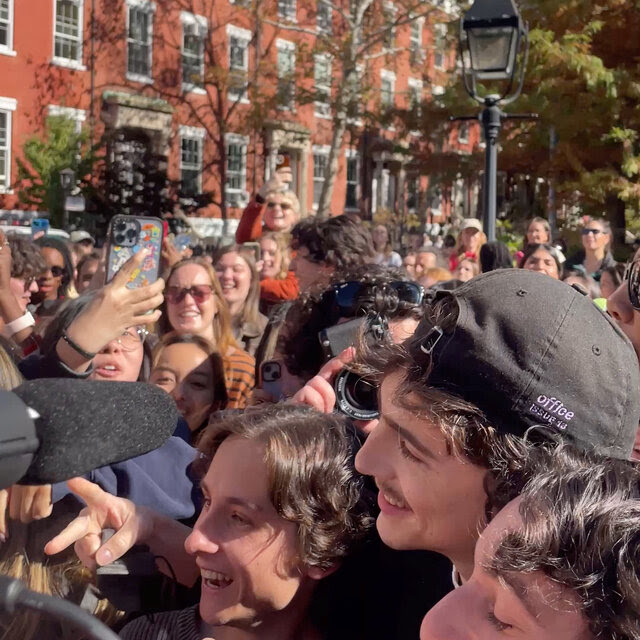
[[106, 215, 164, 288]]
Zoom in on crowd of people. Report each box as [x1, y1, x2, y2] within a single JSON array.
[[0, 169, 640, 640]]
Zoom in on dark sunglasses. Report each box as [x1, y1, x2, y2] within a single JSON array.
[[327, 280, 425, 317], [49, 265, 65, 277], [624, 260, 640, 310], [581, 228, 603, 236], [166, 284, 214, 304], [267, 201, 292, 210]]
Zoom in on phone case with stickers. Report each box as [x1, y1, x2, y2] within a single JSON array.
[[105, 215, 164, 288]]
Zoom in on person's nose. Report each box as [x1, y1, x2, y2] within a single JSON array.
[[419, 586, 481, 640], [28, 280, 39, 294], [355, 421, 391, 480], [101, 338, 124, 354], [184, 514, 221, 556], [607, 281, 635, 326]]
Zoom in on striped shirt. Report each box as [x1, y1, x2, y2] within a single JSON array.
[[119, 605, 201, 640], [224, 347, 255, 410]]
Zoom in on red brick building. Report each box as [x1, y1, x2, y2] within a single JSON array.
[[0, 0, 479, 231]]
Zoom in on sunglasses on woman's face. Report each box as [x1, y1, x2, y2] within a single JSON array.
[[581, 228, 603, 236], [48, 265, 65, 278], [267, 201, 292, 211], [624, 260, 640, 310], [166, 284, 214, 304]]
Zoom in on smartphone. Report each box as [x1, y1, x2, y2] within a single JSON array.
[[259, 359, 301, 401], [275, 152, 291, 171], [242, 241, 261, 262], [31, 218, 50, 238], [105, 215, 164, 288], [173, 233, 191, 253]]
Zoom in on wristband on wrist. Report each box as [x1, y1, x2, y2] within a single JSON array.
[[5, 311, 35, 337], [61, 332, 97, 360]]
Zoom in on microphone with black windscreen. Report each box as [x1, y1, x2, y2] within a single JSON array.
[[0, 379, 178, 488]]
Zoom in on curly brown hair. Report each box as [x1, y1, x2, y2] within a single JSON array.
[[490, 444, 640, 640], [7, 235, 47, 280], [194, 405, 374, 570]]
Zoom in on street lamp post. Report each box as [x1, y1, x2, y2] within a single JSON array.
[[454, 0, 535, 242], [59, 168, 76, 231]]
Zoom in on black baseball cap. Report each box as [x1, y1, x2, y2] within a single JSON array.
[[408, 269, 640, 459]]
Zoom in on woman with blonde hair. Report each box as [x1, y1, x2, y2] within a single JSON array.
[[159, 257, 255, 409], [214, 244, 267, 356], [259, 231, 299, 308], [449, 218, 487, 271]]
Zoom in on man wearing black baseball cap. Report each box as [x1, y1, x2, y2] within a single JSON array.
[[354, 269, 640, 585]]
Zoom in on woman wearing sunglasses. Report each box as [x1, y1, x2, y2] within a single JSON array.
[[565, 218, 617, 281], [158, 258, 255, 409], [31, 237, 77, 322]]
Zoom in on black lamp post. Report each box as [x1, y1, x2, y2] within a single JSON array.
[[457, 0, 532, 242], [59, 168, 75, 231]]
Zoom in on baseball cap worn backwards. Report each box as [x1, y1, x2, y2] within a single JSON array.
[[408, 269, 640, 459]]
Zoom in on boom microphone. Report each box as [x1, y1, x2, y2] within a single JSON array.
[[0, 379, 179, 488]]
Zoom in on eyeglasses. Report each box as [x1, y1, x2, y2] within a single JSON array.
[[325, 280, 425, 317], [166, 284, 214, 304], [49, 266, 65, 277], [581, 228, 603, 236], [267, 201, 292, 211], [624, 260, 640, 310], [115, 327, 149, 351]]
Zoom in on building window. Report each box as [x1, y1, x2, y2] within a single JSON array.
[[54, 0, 83, 66], [312, 147, 329, 207], [434, 23, 447, 70], [225, 134, 248, 206], [314, 55, 331, 118], [48, 104, 87, 133], [182, 13, 206, 91], [380, 70, 395, 110], [458, 122, 469, 144], [409, 17, 423, 64], [406, 175, 420, 212], [227, 25, 251, 102], [276, 40, 295, 109], [383, 2, 396, 50], [0, 0, 14, 53], [0, 97, 16, 192], [277, 0, 296, 21], [317, 0, 331, 33], [180, 126, 204, 196], [408, 77, 423, 121], [127, 2, 154, 81], [345, 151, 359, 210]]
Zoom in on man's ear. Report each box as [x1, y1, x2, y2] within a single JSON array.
[[305, 562, 341, 581]]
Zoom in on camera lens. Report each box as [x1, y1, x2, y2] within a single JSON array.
[[334, 369, 379, 421], [114, 234, 126, 244], [126, 228, 137, 239], [115, 222, 127, 231]]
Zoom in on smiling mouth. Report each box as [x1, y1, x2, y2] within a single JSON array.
[[202, 569, 233, 590]]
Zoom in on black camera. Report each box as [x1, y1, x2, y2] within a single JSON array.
[[318, 316, 384, 421]]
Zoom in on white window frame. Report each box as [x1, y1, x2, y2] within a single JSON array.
[[409, 16, 424, 64], [458, 122, 469, 144], [380, 69, 395, 109], [312, 145, 330, 209], [227, 24, 251, 104], [316, 0, 332, 34], [276, 39, 296, 110], [47, 104, 87, 133], [314, 54, 331, 119], [0, 0, 16, 56], [382, 1, 396, 51], [433, 23, 447, 70], [344, 148, 360, 211], [179, 125, 205, 197], [277, 0, 296, 22], [52, 0, 85, 70], [0, 97, 17, 194], [225, 133, 249, 207], [407, 76, 423, 120], [181, 12, 207, 95], [126, 0, 156, 84]]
